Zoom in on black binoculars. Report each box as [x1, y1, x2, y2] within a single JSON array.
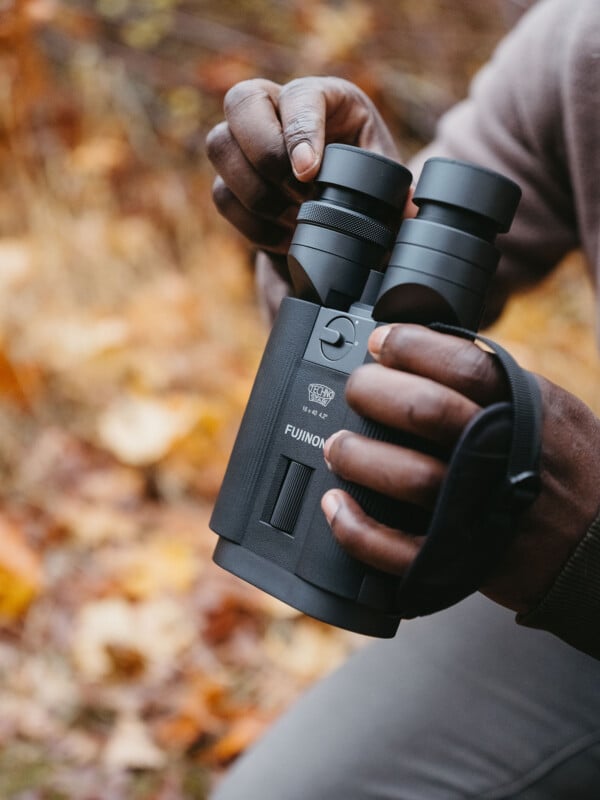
[[210, 144, 521, 637]]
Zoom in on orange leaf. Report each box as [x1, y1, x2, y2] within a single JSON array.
[[202, 716, 270, 765], [0, 514, 43, 620]]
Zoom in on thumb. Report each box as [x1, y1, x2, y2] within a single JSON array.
[[278, 79, 327, 181], [278, 77, 399, 182]]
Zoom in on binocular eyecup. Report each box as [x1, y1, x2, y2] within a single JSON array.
[[288, 145, 521, 328]]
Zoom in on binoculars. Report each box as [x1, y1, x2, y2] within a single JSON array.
[[210, 144, 521, 637]]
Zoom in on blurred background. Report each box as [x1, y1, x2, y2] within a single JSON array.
[[0, 1, 598, 797]]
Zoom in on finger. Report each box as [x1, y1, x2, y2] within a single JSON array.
[[404, 186, 418, 220], [346, 363, 481, 447], [223, 79, 306, 194], [211, 174, 293, 242], [206, 122, 300, 221], [277, 79, 326, 180], [278, 77, 399, 181], [324, 429, 445, 509], [212, 177, 293, 253], [321, 490, 423, 575], [368, 324, 508, 406]]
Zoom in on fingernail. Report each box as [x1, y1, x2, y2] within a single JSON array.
[[369, 325, 393, 359], [291, 141, 317, 177], [323, 429, 345, 469], [321, 491, 341, 525]]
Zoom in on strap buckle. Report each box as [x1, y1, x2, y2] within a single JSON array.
[[505, 470, 542, 511]]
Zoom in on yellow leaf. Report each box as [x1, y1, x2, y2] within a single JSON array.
[[0, 515, 43, 620], [118, 539, 198, 599], [69, 137, 130, 176], [34, 315, 130, 370], [97, 392, 202, 465]]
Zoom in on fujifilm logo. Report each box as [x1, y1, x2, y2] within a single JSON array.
[[284, 424, 325, 449]]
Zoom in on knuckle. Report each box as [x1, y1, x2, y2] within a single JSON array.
[[222, 80, 289, 178], [282, 112, 319, 149], [415, 459, 445, 503], [279, 76, 318, 105], [211, 177, 233, 214], [331, 512, 360, 552], [538, 375, 576, 431], [333, 75, 371, 101], [205, 121, 231, 164], [427, 389, 453, 434], [378, 467, 400, 499], [405, 381, 448, 435], [223, 80, 262, 117], [457, 341, 496, 391]]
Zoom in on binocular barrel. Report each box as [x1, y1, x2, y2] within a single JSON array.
[[288, 144, 412, 309], [374, 158, 521, 327]]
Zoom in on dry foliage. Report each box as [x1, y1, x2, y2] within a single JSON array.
[[0, 1, 596, 798]]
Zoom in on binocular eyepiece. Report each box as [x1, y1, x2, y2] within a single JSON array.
[[288, 144, 412, 309], [289, 144, 521, 328]]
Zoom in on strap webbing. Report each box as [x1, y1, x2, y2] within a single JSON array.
[[395, 325, 544, 618], [430, 323, 543, 506]]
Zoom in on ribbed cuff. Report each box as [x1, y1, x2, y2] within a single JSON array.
[[517, 511, 600, 660]]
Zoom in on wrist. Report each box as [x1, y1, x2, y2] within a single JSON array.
[[517, 509, 600, 659]]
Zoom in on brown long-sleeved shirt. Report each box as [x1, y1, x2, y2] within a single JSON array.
[[413, 0, 600, 657]]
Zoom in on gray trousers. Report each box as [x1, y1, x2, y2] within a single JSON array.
[[212, 595, 600, 798]]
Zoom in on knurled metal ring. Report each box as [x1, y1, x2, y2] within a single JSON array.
[[297, 201, 393, 248]]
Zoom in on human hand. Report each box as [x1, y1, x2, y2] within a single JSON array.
[[205, 77, 402, 314], [321, 323, 600, 616]]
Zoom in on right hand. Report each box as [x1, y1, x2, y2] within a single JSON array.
[[322, 323, 600, 621], [205, 77, 401, 314]]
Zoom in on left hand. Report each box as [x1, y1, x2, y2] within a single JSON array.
[[321, 324, 600, 615]]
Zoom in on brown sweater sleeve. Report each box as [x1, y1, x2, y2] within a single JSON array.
[[409, 0, 585, 321], [411, 0, 600, 658]]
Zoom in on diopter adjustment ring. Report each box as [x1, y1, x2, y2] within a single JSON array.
[[297, 201, 393, 248]]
